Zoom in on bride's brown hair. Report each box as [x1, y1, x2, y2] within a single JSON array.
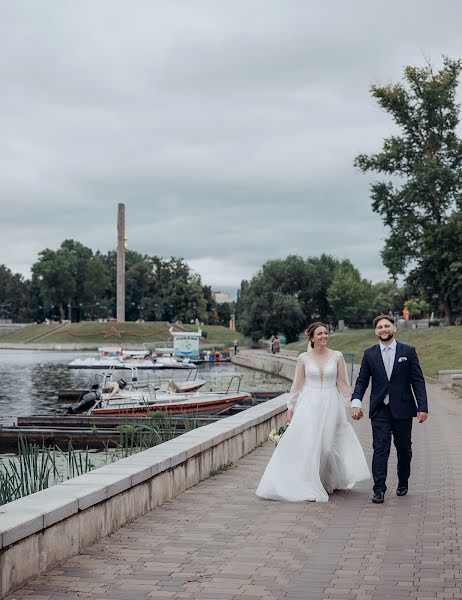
[[305, 322, 327, 348]]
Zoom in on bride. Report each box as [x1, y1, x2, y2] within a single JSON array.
[[256, 322, 370, 502]]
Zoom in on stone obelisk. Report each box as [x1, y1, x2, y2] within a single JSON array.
[[116, 203, 126, 322]]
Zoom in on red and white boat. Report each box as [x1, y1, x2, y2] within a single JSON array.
[[87, 390, 251, 416]]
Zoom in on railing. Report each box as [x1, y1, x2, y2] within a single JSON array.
[[224, 375, 242, 393]]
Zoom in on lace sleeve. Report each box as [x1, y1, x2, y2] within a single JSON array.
[[287, 355, 306, 411], [336, 352, 351, 400]]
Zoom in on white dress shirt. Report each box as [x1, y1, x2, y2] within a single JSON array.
[[351, 339, 396, 409]]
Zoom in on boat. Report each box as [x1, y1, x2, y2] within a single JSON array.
[[68, 347, 196, 370], [65, 373, 250, 416], [87, 390, 251, 416], [61, 369, 207, 405], [154, 354, 197, 369], [191, 350, 232, 364]]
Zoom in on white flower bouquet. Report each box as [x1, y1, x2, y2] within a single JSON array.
[[268, 425, 287, 445]]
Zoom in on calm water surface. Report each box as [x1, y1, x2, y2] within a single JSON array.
[[0, 350, 289, 426]]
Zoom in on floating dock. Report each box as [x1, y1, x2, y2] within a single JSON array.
[[0, 391, 286, 451]]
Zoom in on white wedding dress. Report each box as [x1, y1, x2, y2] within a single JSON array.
[[256, 350, 370, 502]]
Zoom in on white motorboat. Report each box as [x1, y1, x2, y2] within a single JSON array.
[[155, 354, 196, 369], [68, 347, 196, 370]]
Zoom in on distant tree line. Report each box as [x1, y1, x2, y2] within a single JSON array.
[[0, 239, 231, 326], [1, 242, 458, 343], [236, 254, 452, 343]]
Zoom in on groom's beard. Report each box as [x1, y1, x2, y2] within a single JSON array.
[[378, 332, 394, 342]]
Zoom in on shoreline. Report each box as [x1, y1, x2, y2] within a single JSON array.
[[0, 343, 143, 351]]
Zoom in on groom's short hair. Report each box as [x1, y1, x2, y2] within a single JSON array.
[[373, 314, 395, 327]]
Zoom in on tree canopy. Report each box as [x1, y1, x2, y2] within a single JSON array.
[[355, 56, 462, 323], [3, 240, 229, 325]]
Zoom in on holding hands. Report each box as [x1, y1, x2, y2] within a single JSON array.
[[351, 408, 428, 423], [417, 412, 428, 423], [351, 408, 363, 420]]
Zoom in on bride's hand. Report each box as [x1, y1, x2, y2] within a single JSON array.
[[351, 408, 363, 420], [286, 410, 293, 426]]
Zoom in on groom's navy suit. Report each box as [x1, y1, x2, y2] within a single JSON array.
[[352, 341, 428, 493]]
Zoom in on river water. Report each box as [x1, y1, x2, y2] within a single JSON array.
[[0, 350, 290, 426]]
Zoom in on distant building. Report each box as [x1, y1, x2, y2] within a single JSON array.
[[212, 291, 232, 304]]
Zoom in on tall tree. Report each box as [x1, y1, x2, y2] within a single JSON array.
[[406, 211, 462, 318], [327, 260, 373, 324], [370, 281, 405, 317], [0, 265, 31, 321], [355, 57, 462, 324], [237, 255, 341, 342]]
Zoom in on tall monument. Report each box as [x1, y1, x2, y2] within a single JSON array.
[[116, 203, 126, 322]]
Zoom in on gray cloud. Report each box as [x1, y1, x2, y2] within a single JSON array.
[[1, 0, 462, 288]]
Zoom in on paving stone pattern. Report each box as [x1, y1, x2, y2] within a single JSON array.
[[7, 383, 462, 600]]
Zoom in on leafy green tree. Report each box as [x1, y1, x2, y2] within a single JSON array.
[[327, 260, 373, 324], [148, 257, 208, 323], [31, 240, 108, 321], [303, 255, 340, 321], [126, 260, 154, 321], [0, 265, 31, 321], [370, 281, 405, 317], [32, 242, 80, 320], [355, 57, 462, 324], [406, 211, 462, 318], [403, 298, 430, 319], [237, 255, 341, 342], [216, 301, 233, 327], [83, 254, 111, 320]]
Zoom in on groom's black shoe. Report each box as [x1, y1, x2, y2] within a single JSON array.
[[396, 484, 408, 496], [372, 491, 385, 504]]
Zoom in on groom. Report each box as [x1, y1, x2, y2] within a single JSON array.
[[351, 314, 428, 504]]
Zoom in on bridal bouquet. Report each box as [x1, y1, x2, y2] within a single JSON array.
[[268, 425, 287, 445]]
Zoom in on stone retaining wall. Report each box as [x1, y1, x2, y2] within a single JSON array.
[[0, 395, 287, 599], [231, 349, 297, 381], [439, 369, 462, 386]]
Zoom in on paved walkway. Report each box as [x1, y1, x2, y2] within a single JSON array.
[[7, 383, 462, 600]]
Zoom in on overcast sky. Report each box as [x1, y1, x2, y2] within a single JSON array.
[[2, 1, 462, 290]]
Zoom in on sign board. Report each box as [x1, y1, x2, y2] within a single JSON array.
[[171, 332, 201, 358]]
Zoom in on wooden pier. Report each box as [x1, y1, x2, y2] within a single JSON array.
[[0, 391, 285, 451]]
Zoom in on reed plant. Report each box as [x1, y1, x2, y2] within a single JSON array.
[[0, 412, 202, 506], [113, 411, 201, 458], [0, 438, 95, 506]]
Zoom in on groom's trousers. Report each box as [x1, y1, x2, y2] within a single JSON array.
[[371, 403, 413, 493]]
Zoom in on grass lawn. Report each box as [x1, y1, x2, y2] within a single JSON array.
[[286, 326, 462, 379], [1, 322, 252, 348], [0, 323, 61, 343], [180, 324, 250, 345]]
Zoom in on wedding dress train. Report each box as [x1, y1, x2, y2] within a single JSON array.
[[256, 350, 370, 502]]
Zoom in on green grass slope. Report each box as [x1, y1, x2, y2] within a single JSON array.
[[0, 323, 60, 343], [286, 326, 462, 378], [1, 322, 251, 347]]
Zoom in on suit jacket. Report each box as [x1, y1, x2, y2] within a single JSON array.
[[352, 341, 428, 419]]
